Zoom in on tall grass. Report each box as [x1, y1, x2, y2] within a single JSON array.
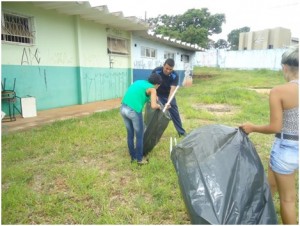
[[2, 67, 297, 224]]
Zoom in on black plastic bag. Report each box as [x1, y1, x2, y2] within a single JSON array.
[[143, 101, 171, 156], [171, 124, 278, 224]]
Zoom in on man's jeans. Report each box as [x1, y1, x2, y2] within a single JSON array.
[[158, 96, 186, 135], [120, 104, 144, 161]]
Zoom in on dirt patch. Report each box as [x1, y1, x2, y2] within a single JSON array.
[[192, 104, 239, 116], [249, 88, 271, 94], [193, 74, 217, 79]]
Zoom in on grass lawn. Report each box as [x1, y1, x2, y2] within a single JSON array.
[[2, 67, 298, 224]]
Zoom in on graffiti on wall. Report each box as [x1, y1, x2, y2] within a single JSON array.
[[133, 59, 164, 69], [20, 47, 48, 90], [83, 71, 128, 102], [184, 63, 191, 75], [134, 60, 146, 69], [21, 47, 41, 65]]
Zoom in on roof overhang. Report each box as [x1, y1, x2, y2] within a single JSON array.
[[133, 30, 205, 52], [33, 1, 149, 31]]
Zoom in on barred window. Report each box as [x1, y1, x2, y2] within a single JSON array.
[[1, 12, 35, 44], [141, 46, 156, 58], [181, 54, 189, 63], [107, 37, 129, 55]]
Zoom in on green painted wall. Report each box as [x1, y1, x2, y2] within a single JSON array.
[[80, 67, 131, 103], [1, 3, 78, 66], [2, 65, 80, 111], [1, 2, 132, 115], [1, 65, 130, 111]]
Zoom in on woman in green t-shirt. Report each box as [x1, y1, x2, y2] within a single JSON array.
[[120, 73, 162, 165]]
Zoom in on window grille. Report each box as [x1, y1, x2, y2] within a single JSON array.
[[141, 46, 156, 58], [1, 12, 35, 44], [181, 54, 189, 63], [107, 37, 129, 55]]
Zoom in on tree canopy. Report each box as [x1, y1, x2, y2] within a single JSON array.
[[227, 27, 250, 50], [214, 39, 228, 49], [146, 8, 225, 49]]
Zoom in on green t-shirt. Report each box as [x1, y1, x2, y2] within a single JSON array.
[[122, 80, 154, 113]]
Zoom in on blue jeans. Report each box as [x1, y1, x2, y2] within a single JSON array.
[[158, 96, 186, 135], [120, 104, 144, 161]]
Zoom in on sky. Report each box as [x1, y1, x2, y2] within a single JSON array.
[[89, 0, 299, 41]]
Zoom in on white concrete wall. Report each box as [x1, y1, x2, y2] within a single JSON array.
[[195, 49, 286, 70], [131, 35, 196, 71]]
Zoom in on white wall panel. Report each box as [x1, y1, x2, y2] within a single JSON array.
[[196, 49, 286, 70]]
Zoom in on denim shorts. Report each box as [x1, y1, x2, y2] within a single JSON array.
[[269, 137, 299, 174]]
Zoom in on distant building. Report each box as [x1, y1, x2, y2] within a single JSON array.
[[239, 27, 292, 50], [131, 31, 203, 84]]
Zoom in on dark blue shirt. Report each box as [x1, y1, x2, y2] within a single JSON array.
[[152, 66, 179, 97]]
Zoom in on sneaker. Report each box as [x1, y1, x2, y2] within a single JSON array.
[[137, 159, 148, 165]]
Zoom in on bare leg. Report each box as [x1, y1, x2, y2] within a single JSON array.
[[268, 165, 278, 196], [272, 169, 297, 224]]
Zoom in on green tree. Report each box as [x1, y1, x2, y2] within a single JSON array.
[[147, 8, 225, 49], [214, 39, 228, 49], [227, 27, 250, 50]]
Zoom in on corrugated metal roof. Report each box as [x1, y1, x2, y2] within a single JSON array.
[[33, 1, 149, 31]]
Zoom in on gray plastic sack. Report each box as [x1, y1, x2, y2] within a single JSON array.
[[171, 124, 278, 224], [143, 101, 171, 156]]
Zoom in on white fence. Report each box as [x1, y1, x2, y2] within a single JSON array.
[[195, 48, 287, 70]]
